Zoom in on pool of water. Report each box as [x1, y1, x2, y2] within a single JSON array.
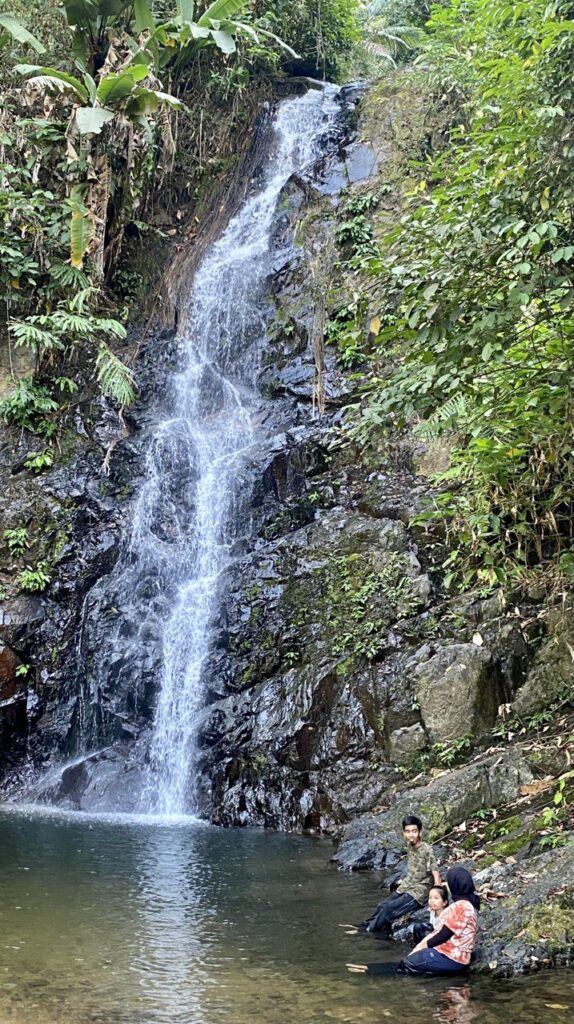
[[0, 807, 572, 1024]]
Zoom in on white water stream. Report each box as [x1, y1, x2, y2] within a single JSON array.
[[136, 85, 340, 814]]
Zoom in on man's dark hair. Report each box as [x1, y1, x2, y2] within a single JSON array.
[[402, 814, 423, 831]]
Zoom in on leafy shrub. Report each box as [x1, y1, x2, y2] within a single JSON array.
[[4, 527, 28, 557], [256, 0, 360, 80], [344, 0, 574, 592], [18, 561, 51, 592], [0, 379, 59, 435]]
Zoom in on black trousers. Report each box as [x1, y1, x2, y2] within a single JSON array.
[[361, 892, 421, 934], [412, 921, 433, 944]]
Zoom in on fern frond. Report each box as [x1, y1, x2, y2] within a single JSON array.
[[416, 393, 467, 441], [96, 318, 128, 340], [96, 343, 136, 407], [10, 320, 62, 353]]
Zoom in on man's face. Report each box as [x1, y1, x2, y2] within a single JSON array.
[[403, 825, 421, 846]]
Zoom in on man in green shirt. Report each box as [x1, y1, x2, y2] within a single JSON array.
[[358, 814, 441, 935]]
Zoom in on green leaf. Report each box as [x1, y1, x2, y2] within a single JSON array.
[[83, 72, 97, 104], [177, 0, 194, 23], [0, 14, 45, 53], [125, 87, 158, 115], [197, 0, 247, 27], [75, 106, 115, 135], [69, 187, 93, 268], [133, 0, 155, 33], [255, 26, 300, 58], [62, 0, 98, 29], [153, 90, 183, 109], [97, 64, 149, 105], [96, 343, 136, 406], [63, 0, 129, 25], [14, 64, 89, 101], [210, 28, 235, 53]]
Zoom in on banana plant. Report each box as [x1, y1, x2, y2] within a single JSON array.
[[15, 60, 183, 277], [62, 0, 133, 74], [0, 14, 45, 54], [128, 0, 298, 75], [14, 62, 182, 136]]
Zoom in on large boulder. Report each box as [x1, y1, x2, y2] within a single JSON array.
[[333, 748, 533, 870], [388, 723, 426, 764], [414, 642, 504, 743], [512, 609, 574, 718]]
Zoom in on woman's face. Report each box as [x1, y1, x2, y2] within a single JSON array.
[[428, 888, 447, 914]]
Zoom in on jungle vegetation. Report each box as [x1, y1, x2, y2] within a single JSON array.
[[3, 0, 574, 602], [338, 0, 574, 595], [0, 0, 359, 421]]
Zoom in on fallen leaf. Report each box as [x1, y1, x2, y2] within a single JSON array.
[[520, 780, 553, 797], [369, 316, 381, 335], [545, 1005, 570, 1011], [472, 632, 484, 646]]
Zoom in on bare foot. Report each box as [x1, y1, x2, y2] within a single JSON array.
[[346, 963, 368, 973]]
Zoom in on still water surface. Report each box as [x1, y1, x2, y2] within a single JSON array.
[[0, 808, 572, 1024]]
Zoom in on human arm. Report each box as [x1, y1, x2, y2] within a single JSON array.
[[432, 869, 441, 885], [410, 923, 454, 955], [427, 924, 454, 949]]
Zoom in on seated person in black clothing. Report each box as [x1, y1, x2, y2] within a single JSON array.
[[347, 815, 441, 936]]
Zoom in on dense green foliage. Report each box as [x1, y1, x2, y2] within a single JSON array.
[[343, 0, 574, 593], [364, 0, 431, 27], [256, 0, 360, 79], [1, 0, 358, 430]]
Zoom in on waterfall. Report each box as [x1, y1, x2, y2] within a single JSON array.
[[132, 85, 341, 815]]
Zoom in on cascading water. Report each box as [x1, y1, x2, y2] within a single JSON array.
[[9, 82, 343, 816], [132, 85, 341, 815]]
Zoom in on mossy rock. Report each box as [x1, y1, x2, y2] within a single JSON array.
[[483, 814, 523, 842], [523, 902, 574, 952]]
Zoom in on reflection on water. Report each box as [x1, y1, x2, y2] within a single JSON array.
[[0, 809, 572, 1024]]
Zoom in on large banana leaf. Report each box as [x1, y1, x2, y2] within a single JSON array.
[[69, 186, 93, 268], [197, 0, 247, 28], [14, 64, 89, 101], [210, 28, 235, 53], [63, 0, 129, 27], [63, 0, 96, 28], [153, 91, 183, 108], [133, 0, 155, 33], [126, 86, 183, 116], [125, 87, 158, 116], [75, 106, 115, 135], [177, 0, 194, 23], [0, 14, 45, 53], [254, 26, 300, 58], [96, 65, 148, 104]]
